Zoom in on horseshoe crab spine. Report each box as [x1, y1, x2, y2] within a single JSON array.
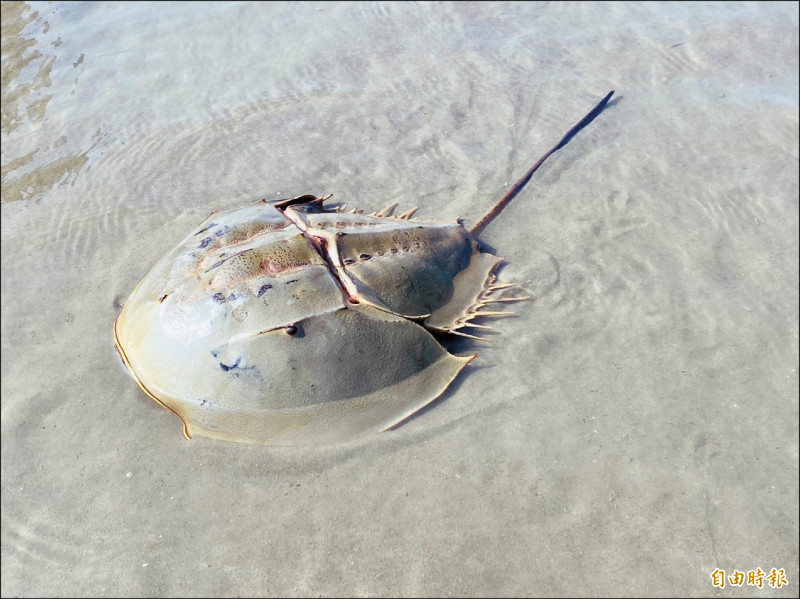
[[470, 90, 615, 236]]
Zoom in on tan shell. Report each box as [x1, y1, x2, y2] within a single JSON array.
[[114, 198, 511, 445]]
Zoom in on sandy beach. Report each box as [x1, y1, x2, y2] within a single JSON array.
[[2, 1, 797, 596]]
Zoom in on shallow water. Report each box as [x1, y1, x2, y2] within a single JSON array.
[[2, 1, 798, 596]]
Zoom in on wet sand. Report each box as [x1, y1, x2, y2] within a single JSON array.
[[2, 2, 798, 596]]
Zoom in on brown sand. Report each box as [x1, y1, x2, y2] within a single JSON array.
[[2, 2, 797, 596]]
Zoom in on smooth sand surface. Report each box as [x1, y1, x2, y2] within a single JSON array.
[[2, 1, 797, 596]]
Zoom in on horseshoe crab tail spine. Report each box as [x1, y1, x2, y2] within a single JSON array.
[[469, 90, 615, 237]]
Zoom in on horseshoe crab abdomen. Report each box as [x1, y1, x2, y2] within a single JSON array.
[[285, 209, 478, 320]]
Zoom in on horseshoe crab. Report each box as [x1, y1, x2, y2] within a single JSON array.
[[114, 91, 614, 445]]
